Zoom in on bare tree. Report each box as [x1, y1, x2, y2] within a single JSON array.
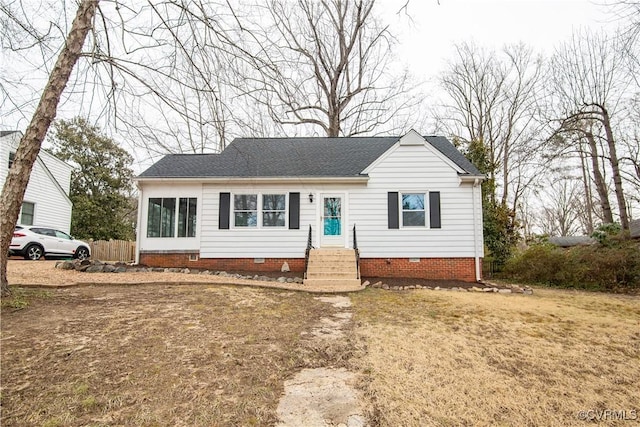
[[538, 176, 587, 236], [548, 30, 631, 229], [0, 0, 99, 296], [228, 0, 418, 137], [438, 42, 544, 209]]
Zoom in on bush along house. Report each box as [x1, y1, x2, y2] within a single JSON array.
[[135, 130, 485, 286]]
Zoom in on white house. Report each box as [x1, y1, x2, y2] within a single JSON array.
[[0, 131, 73, 233], [135, 130, 485, 283]]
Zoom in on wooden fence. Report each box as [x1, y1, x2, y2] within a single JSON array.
[[89, 240, 136, 262]]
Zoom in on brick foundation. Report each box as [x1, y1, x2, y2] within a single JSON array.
[[139, 252, 305, 273], [360, 257, 478, 282], [139, 252, 480, 282]]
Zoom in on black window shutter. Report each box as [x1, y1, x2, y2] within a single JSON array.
[[289, 192, 300, 229], [429, 191, 441, 229], [388, 192, 399, 229], [219, 192, 230, 229]]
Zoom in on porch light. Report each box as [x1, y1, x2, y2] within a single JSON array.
[[309, 193, 314, 203]]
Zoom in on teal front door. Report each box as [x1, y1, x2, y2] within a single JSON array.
[[321, 195, 344, 246]]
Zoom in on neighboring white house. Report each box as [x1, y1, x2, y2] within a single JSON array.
[[0, 131, 73, 233], [135, 130, 485, 282]]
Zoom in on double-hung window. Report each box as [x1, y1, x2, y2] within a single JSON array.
[[234, 194, 258, 227], [232, 193, 287, 228], [262, 194, 286, 227], [401, 193, 426, 227], [20, 202, 35, 225]]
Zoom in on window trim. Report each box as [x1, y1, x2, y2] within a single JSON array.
[[147, 197, 198, 238], [20, 201, 35, 226], [400, 192, 427, 228], [262, 194, 287, 228], [233, 193, 259, 228], [178, 197, 198, 237], [231, 192, 289, 230]]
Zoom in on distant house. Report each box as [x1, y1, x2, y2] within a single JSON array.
[[548, 236, 596, 247], [0, 131, 73, 233], [631, 219, 640, 239], [135, 130, 485, 283]]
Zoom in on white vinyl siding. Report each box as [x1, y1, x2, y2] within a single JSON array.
[[137, 184, 203, 252], [139, 139, 483, 259], [201, 185, 310, 258], [0, 133, 72, 233]]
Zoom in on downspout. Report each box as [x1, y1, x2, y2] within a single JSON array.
[[135, 182, 143, 265], [472, 178, 481, 282]]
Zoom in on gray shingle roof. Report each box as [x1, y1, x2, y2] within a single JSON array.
[[138, 135, 482, 178], [548, 236, 596, 247], [0, 130, 20, 138]]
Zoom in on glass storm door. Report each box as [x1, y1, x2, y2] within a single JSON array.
[[321, 195, 343, 246]]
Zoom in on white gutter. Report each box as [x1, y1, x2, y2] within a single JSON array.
[[472, 178, 482, 282]]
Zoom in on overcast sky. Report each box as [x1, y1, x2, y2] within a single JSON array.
[[379, 0, 618, 83]]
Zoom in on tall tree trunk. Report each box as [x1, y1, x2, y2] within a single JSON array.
[[578, 140, 594, 234], [0, 0, 99, 297], [600, 107, 630, 230], [585, 131, 614, 224]]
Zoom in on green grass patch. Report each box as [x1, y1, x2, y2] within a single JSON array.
[[1, 287, 51, 310]]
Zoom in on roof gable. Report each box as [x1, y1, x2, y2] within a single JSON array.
[[138, 133, 482, 179]]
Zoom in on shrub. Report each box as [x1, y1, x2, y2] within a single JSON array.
[[504, 239, 640, 292]]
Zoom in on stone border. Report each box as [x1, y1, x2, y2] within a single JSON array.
[[56, 259, 304, 284], [363, 280, 534, 295], [52, 260, 533, 295]]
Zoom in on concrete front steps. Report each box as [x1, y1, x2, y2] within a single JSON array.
[[304, 248, 361, 287]]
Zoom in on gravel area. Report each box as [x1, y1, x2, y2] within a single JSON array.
[[6, 260, 366, 293]]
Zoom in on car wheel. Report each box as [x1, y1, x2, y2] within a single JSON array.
[[24, 244, 44, 261], [75, 246, 90, 260]]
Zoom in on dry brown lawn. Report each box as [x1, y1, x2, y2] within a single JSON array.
[[1, 285, 353, 427], [350, 288, 640, 427], [2, 262, 639, 427]]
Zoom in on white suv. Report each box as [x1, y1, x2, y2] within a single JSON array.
[[9, 226, 91, 260]]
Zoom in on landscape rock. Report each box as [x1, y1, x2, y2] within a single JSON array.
[[281, 262, 290, 272], [498, 289, 512, 294], [372, 281, 383, 288], [277, 277, 287, 283], [86, 265, 104, 273], [382, 284, 389, 290], [114, 267, 127, 273], [294, 277, 303, 284], [362, 280, 370, 287], [57, 261, 75, 270], [102, 264, 116, 273]]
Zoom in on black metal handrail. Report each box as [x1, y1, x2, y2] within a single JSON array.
[[353, 224, 360, 279], [304, 224, 313, 279]]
